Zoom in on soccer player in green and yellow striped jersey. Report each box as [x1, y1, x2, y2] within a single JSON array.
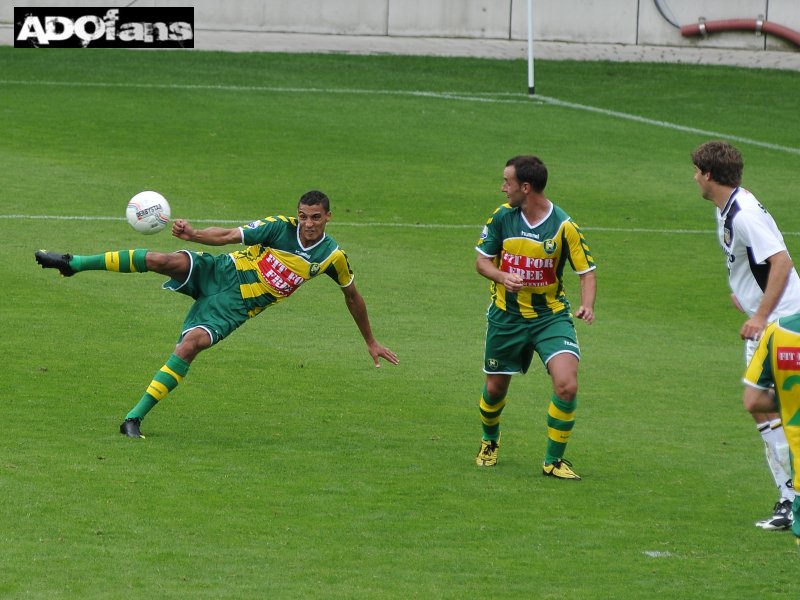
[[743, 314, 800, 542], [474, 155, 596, 479], [35, 190, 398, 438]]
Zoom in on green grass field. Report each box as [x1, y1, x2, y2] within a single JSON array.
[[2, 46, 800, 598]]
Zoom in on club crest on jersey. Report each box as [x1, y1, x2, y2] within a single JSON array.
[[486, 358, 499, 370], [723, 227, 732, 247], [309, 263, 320, 277], [543, 239, 557, 254]]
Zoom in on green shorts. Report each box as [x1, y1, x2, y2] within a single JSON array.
[[163, 251, 249, 345], [483, 311, 580, 374]]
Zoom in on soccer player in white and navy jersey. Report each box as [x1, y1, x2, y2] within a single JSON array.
[[693, 140, 800, 530]]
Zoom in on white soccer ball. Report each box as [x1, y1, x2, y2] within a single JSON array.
[[126, 191, 171, 234]]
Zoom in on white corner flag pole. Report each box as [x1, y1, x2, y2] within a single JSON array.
[[527, 0, 535, 95]]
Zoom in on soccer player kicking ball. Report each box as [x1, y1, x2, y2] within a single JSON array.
[[743, 315, 800, 545], [474, 155, 596, 479], [35, 190, 398, 438]]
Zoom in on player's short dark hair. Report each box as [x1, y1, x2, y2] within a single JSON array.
[[506, 155, 548, 193], [691, 141, 743, 187], [298, 190, 330, 212]]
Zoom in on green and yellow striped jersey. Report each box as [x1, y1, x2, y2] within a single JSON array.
[[231, 215, 353, 317], [744, 314, 800, 482], [476, 202, 595, 322]]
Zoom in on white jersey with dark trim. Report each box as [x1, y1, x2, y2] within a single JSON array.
[[717, 187, 800, 320]]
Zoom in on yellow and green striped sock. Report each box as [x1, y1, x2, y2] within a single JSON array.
[[479, 385, 507, 442], [126, 353, 190, 421], [70, 249, 148, 273], [545, 394, 577, 464]]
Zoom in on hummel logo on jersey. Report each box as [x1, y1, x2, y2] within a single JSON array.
[[520, 231, 540, 239]]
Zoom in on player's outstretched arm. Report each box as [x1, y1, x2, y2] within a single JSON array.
[[341, 282, 399, 368], [172, 219, 243, 246]]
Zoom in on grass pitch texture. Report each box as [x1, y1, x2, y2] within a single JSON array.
[[2, 48, 800, 598]]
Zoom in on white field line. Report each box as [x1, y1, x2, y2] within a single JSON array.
[[1, 212, 788, 236], [10, 213, 800, 237], [2, 79, 799, 156]]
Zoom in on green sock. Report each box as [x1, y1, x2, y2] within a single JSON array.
[[126, 354, 190, 421], [479, 385, 507, 442], [544, 395, 577, 464], [126, 396, 158, 421], [70, 249, 148, 273]]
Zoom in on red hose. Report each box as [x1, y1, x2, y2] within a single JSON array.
[[681, 19, 800, 47]]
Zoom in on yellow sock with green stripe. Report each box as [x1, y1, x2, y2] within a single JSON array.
[[126, 354, 190, 421], [545, 395, 577, 464], [479, 385, 507, 442], [69, 249, 148, 273]]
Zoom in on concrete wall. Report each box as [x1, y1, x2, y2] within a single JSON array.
[[3, 0, 800, 52], [388, 0, 512, 39]]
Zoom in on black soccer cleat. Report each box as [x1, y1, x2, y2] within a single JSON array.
[[755, 499, 793, 530], [120, 417, 145, 439], [35, 250, 76, 277]]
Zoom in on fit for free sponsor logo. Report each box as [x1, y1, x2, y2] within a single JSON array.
[[777, 347, 800, 370], [14, 7, 194, 48], [257, 251, 306, 298], [500, 251, 556, 287]]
